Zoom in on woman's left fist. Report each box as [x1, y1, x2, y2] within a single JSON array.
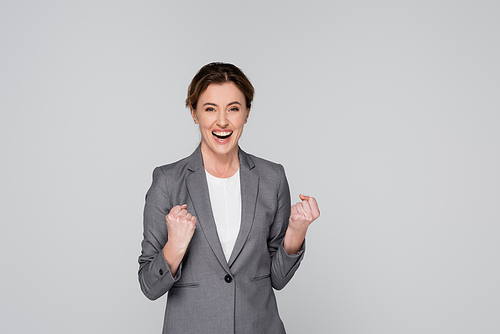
[[289, 194, 320, 231]]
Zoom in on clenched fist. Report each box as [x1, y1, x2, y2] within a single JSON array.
[[289, 194, 320, 232], [284, 194, 320, 255], [166, 204, 197, 251]]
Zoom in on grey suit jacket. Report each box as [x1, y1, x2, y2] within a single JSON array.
[[138, 146, 305, 334]]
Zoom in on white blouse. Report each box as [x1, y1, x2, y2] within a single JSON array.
[[205, 169, 242, 262]]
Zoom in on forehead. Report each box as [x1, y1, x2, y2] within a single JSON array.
[[199, 82, 245, 103]]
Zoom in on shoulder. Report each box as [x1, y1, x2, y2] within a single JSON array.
[[153, 145, 202, 177], [241, 150, 290, 200], [147, 155, 188, 185], [241, 149, 287, 178], [155, 155, 190, 174], [149, 158, 191, 191]]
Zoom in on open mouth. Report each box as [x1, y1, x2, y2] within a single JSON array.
[[212, 131, 233, 140]]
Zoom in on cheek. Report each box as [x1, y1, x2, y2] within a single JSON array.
[[199, 120, 212, 131], [231, 116, 247, 129]]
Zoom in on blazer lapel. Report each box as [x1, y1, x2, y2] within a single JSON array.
[[185, 147, 230, 273], [228, 149, 259, 267]]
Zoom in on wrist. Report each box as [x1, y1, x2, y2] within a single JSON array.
[[283, 225, 307, 255], [287, 220, 309, 235], [163, 239, 187, 258], [168, 235, 191, 250]]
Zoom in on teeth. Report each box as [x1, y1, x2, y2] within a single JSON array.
[[213, 131, 232, 136]]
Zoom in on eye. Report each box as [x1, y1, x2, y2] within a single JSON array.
[[229, 107, 239, 112], [205, 107, 215, 112]]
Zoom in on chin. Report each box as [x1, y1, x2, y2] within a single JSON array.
[[215, 145, 237, 155], [211, 141, 237, 154]]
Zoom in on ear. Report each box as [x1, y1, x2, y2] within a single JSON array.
[[244, 108, 250, 124], [190, 107, 199, 124]]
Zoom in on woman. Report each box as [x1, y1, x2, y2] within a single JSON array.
[[138, 62, 320, 334]]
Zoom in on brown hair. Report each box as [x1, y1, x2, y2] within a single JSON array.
[[186, 62, 254, 110]]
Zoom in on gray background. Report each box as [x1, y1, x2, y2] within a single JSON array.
[[1, 1, 499, 333]]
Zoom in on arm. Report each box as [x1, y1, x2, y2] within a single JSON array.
[[268, 165, 306, 290], [138, 167, 196, 300], [162, 204, 196, 277], [284, 194, 320, 255]]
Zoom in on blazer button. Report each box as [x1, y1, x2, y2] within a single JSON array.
[[159, 269, 164, 276], [224, 274, 232, 283]]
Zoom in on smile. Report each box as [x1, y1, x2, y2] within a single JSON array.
[[212, 131, 233, 140]]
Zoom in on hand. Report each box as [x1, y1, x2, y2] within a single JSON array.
[[289, 194, 320, 232], [166, 204, 197, 251]]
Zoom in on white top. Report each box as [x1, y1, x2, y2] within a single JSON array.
[[205, 169, 242, 262]]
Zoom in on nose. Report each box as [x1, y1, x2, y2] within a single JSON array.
[[216, 111, 229, 127]]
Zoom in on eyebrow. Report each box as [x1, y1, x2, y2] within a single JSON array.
[[202, 101, 242, 107]]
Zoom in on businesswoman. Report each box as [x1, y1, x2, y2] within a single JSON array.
[[138, 62, 320, 334]]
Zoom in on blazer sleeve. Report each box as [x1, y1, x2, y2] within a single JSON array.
[[268, 164, 305, 290], [138, 167, 182, 300]]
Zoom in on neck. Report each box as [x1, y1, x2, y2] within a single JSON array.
[[200, 144, 240, 178]]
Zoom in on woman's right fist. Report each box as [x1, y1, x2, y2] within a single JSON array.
[[165, 204, 197, 250]]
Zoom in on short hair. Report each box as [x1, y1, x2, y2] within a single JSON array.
[[186, 62, 254, 110]]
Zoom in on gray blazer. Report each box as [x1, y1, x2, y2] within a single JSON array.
[[138, 146, 305, 334]]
